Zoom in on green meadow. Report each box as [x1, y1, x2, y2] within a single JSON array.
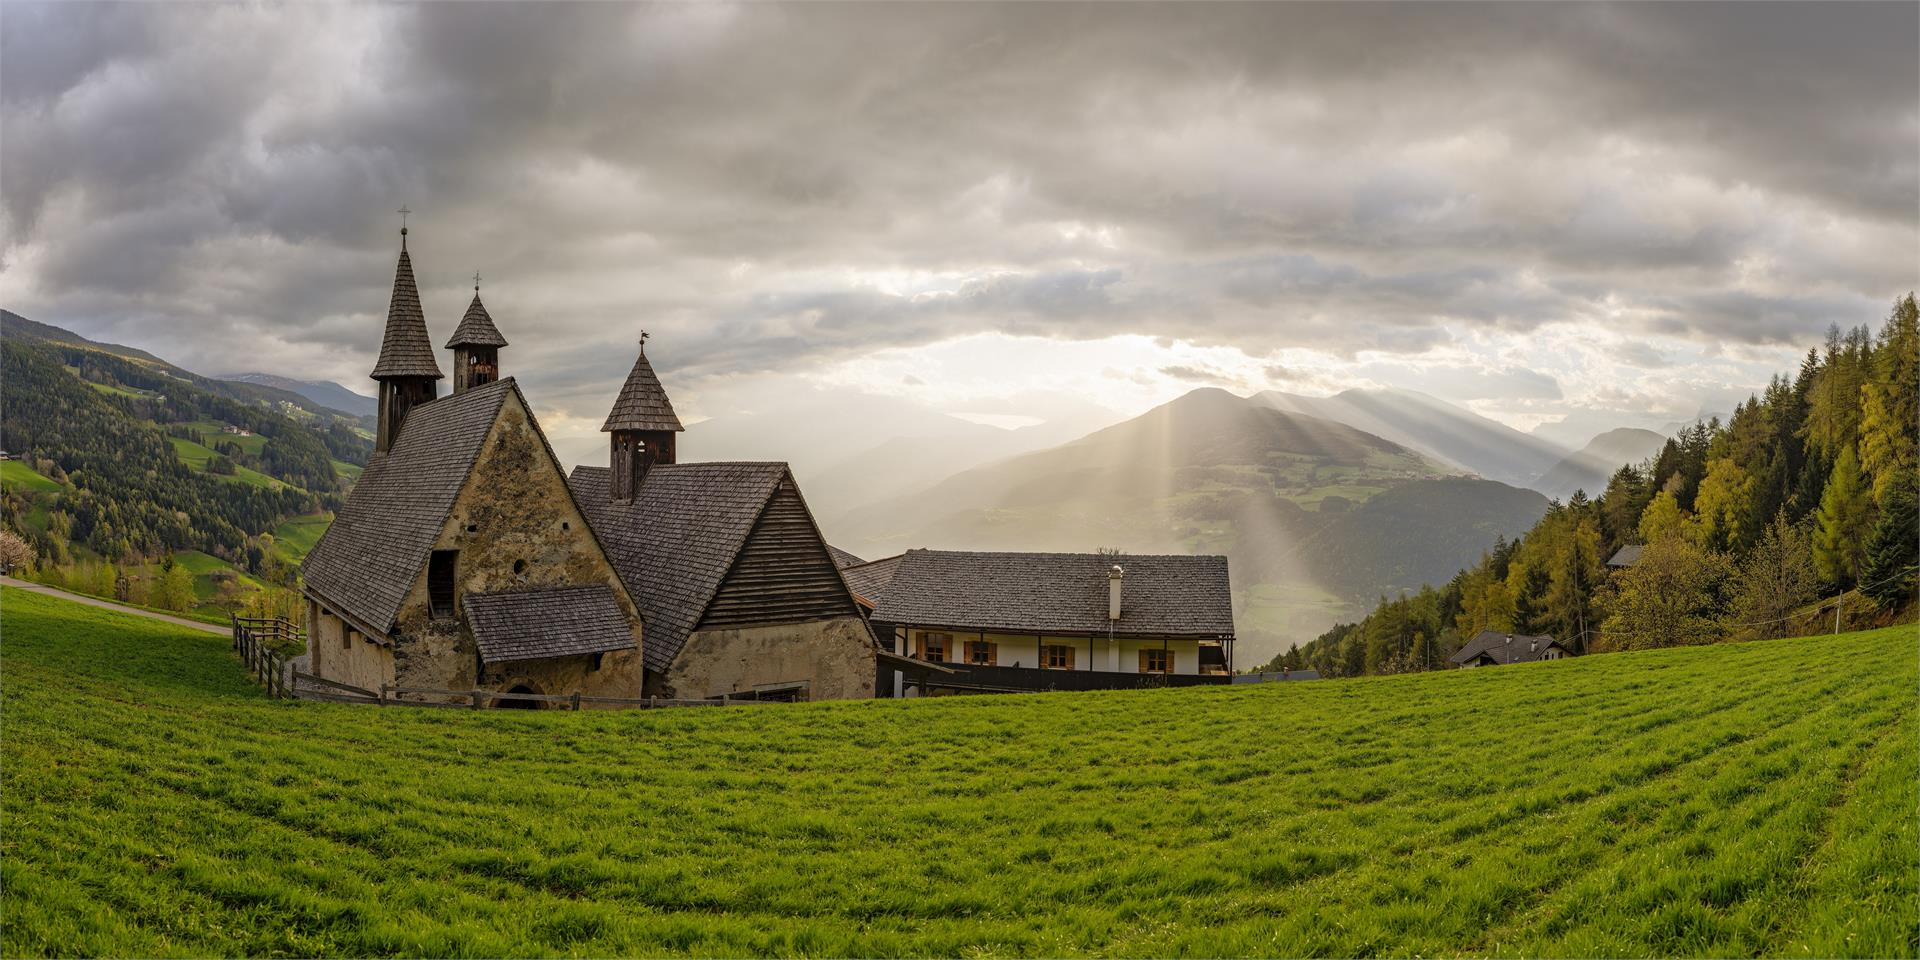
[[0, 460, 62, 494], [1, 587, 1913, 958]]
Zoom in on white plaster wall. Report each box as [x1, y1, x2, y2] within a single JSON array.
[[906, 628, 1200, 674]]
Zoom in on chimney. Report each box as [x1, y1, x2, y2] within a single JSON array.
[[1529, 638, 1539, 653], [1108, 565, 1124, 621]]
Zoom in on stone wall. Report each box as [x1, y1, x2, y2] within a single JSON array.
[[388, 390, 647, 704], [652, 616, 877, 701], [305, 599, 395, 693]]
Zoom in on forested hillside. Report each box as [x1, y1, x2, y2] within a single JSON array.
[[0, 316, 373, 619], [1280, 296, 1920, 676]]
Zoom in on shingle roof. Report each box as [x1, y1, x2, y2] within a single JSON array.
[[841, 554, 902, 608], [568, 462, 788, 672], [302, 378, 516, 632], [370, 245, 445, 379], [828, 544, 866, 569], [600, 350, 684, 432], [870, 550, 1236, 639], [445, 292, 508, 348], [1606, 544, 1644, 568], [465, 586, 635, 664], [1449, 630, 1571, 665]]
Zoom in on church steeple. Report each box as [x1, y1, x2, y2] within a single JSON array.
[[445, 272, 507, 395], [371, 215, 443, 454], [602, 333, 684, 500]]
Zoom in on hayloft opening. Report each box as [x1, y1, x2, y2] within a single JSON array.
[[428, 550, 457, 618]]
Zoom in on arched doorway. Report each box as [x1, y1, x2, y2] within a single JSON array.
[[494, 683, 543, 709]]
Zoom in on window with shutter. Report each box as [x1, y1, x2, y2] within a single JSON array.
[[1042, 644, 1074, 669], [965, 640, 997, 665], [1140, 647, 1173, 673], [918, 632, 950, 662]]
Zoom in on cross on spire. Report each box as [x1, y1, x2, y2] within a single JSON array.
[[473, 270, 482, 293], [398, 205, 411, 247]]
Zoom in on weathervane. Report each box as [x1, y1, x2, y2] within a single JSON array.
[[639, 329, 650, 356]]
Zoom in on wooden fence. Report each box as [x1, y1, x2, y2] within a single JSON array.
[[231, 615, 304, 699]]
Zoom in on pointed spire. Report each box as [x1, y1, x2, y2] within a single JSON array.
[[370, 223, 443, 380], [445, 290, 508, 348], [600, 342, 684, 433]]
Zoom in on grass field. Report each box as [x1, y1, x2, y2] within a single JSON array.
[[269, 513, 331, 562], [0, 460, 62, 493], [2, 587, 1913, 958], [168, 437, 285, 489]]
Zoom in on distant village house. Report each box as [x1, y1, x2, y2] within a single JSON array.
[[1448, 630, 1576, 667]]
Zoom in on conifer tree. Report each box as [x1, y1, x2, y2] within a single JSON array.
[[1861, 487, 1917, 609], [1858, 294, 1919, 504], [1638, 490, 1686, 544], [1812, 446, 1872, 587]]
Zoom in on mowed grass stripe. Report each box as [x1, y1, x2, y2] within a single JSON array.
[[2, 588, 1913, 957]]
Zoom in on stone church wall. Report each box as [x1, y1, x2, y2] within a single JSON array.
[[650, 616, 877, 701], [388, 391, 646, 705]]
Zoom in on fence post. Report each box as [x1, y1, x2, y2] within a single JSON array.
[[379, 683, 389, 706], [472, 691, 485, 710], [571, 692, 582, 711]]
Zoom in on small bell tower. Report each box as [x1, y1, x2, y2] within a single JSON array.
[[446, 271, 508, 395], [602, 332, 684, 501], [371, 211, 443, 454]]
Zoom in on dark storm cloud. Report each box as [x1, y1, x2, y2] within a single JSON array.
[[1, 1, 1914, 403]]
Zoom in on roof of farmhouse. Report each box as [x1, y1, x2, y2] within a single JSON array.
[[567, 462, 792, 672], [840, 554, 902, 607], [871, 549, 1235, 639], [303, 377, 519, 633]]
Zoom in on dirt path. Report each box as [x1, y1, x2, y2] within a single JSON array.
[[1, 576, 230, 636]]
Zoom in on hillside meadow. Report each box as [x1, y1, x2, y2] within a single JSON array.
[[1, 587, 1913, 957]]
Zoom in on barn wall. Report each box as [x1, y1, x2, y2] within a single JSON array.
[[697, 479, 859, 630], [390, 391, 645, 703], [653, 616, 876, 701]]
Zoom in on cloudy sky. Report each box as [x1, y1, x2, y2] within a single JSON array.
[[4, 2, 1916, 465]]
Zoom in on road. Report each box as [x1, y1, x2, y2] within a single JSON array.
[[1, 576, 230, 635]]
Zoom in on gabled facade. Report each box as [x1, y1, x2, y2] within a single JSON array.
[[569, 461, 877, 701]]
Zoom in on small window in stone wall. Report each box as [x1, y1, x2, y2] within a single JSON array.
[[342, 629, 352, 650], [428, 550, 458, 618], [513, 559, 527, 575], [591, 652, 604, 672]]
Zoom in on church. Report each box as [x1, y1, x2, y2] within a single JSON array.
[[300, 225, 876, 704]]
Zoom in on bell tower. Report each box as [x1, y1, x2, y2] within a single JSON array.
[[446, 272, 507, 395], [602, 333, 684, 501], [371, 213, 443, 454]]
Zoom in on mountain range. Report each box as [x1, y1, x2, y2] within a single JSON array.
[[220, 373, 377, 418], [1258, 387, 1570, 487], [1530, 427, 1668, 501]]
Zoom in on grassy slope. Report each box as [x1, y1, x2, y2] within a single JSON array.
[[269, 513, 330, 562], [0, 460, 62, 493], [2, 587, 1913, 958], [167, 436, 285, 489]]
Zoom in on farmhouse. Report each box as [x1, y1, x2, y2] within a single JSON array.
[[301, 227, 874, 703], [1448, 630, 1576, 667], [1606, 544, 1644, 568], [867, 549, 1237, 695]]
